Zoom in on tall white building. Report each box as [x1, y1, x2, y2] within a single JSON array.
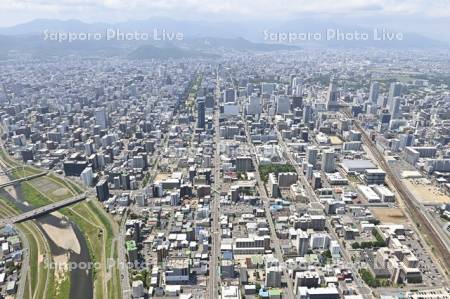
[[388, 82, 402, 102], [95, 107, 107, 129], [81, 167, 93, 187], [389, 96, 401, 118], [369, 81, 380, 104], [292, 77, 303, 96]]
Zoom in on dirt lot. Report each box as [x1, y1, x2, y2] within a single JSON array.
[[370, 207, 407, 224], [403, 178, 450, 204]]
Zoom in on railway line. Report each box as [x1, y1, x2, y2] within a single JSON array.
[[346, 111, 450, 278]]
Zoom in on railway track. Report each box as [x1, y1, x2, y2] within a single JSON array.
[[346, 111, 450, 277]]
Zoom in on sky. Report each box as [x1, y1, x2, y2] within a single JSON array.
[[0, 0, 450, 26], [0, 0, 449, 42]]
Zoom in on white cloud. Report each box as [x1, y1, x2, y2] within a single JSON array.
[[1, 0, 450, 26]]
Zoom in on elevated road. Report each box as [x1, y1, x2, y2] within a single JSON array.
[[0, 193, 87, 226]]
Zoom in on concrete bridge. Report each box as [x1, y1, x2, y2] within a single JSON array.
[[0, 194, 87, 227], [0, 172, 48, 189]]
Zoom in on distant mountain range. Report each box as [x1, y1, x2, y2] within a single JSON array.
[[0, 18, 447, 59]]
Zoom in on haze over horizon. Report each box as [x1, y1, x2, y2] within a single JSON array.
[[1, 0, 450, 43]]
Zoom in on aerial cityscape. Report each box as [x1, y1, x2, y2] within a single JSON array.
[[0, 1, 450, 299]]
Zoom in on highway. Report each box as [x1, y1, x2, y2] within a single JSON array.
[[347, 111, 450, 283], [0, 193, 87, 226]]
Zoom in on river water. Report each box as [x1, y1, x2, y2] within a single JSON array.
[[0, 175, 93, 299]]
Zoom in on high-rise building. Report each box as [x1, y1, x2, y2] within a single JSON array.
[[297, 230, 309, 256], [388, 82, 402, 112], [377, 95, 387, 108], [95, 107, 107, 129], [389, 96, 401, 118], [224, 88, 235, 103], [369, 81, 380, 104], [292, 96, 303, 110], [326, 78, 340, 111], [276, 95, 290, 114], [292, 77, 303, 96], [388, 82, 402, 101], [306, 146, 318, 168], [246, 95, 262, 115], [380, 110, 391, 124], [197, 99, 205, 129], [303, 103, 312, 124], [80, 167, 93, 187], [321, 149, 336, 173]]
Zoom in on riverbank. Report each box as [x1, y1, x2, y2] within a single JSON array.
[[0, 147, 122, 298]]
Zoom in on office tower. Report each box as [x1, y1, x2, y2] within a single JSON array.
[[388, 82, 402, 110], [369, 81, 380, 104], [292, 77, 303, 96], [389, 96, 401, 118], [326, 78, 340, 111], [321, 149, 335, 173], [224, 88, 235, 103], [247, 95, 262, 115], [297, 230, 309, 256], [292, 96, 303, 110], [303, 103, 312, 124], [81, 167, 93, 186], [399, 133, 415, 149], [96, 179, 109, 201], [377, 95, 387, 108], [276, 95, 290, 114], [205, 94, 214, 108], [95, 107, 107, 129], [306, 146, 318, 167], [380, 110, 391, 124], [388, 82, 402, 100], [197, 99, 205, 129]]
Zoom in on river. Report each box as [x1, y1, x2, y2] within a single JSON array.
[[0, 172, 93, 299]]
